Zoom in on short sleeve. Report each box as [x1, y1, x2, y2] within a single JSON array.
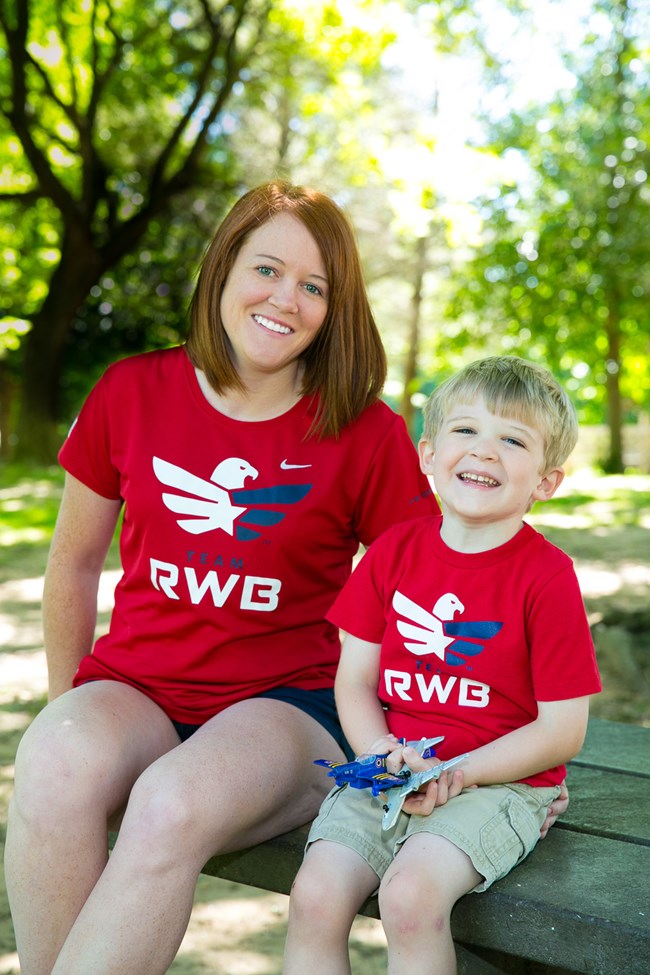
[[327, 528, 398, 642], [58, 368, 122, 500], [352, 412, 438, 546], [528, 564, 601, 701]]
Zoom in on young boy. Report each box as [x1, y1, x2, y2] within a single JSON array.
[[283, 356, 601, 975]]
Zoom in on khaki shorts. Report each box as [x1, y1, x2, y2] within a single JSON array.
[[307, 781, 561, 893]]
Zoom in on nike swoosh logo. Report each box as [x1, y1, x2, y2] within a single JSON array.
[[281, 459, 312, 470]]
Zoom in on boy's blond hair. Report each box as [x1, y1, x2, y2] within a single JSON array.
[[422, 356, 578, 473]]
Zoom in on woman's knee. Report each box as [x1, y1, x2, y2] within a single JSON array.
[[118, 763, 212, 866], [11, 686, 165, 829], [12, 704, 107, 826]]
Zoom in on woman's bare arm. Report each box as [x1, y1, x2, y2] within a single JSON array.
[[43, 474, 121, 700]]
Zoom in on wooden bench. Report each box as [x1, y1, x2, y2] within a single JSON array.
[[202, 717, 650, 974]]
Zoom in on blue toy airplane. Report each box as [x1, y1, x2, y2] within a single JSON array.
[[380, 752, 468, 830], [314, 736, 444, 797]]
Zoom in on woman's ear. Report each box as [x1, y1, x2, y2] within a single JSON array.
[[418, 438, 436, 476], [532, 466, 565, 503]]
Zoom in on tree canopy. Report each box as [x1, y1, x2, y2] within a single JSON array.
[[442, 0, 650, 471], [1, 0, 648, 470], [1, 0, 271, 458]]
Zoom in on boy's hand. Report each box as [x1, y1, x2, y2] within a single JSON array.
[[402, 769, 466, 816], [540, 780, 569, 838], [364, 734, 406, 775], [400, 746, 468, 816]]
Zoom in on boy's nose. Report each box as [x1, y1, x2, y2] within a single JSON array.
[[470, 437, 498, 460]]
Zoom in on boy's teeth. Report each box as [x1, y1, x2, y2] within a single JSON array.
[[460, 473, 499, 486], [254, 314, 291, 334]]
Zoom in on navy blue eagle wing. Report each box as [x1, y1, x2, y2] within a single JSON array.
[[231, 483, 312, 540], [443, 620, 503, 665]]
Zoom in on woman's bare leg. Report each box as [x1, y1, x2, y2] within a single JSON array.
[[5, 681, 180, 975], [45, 696, 345, 975]]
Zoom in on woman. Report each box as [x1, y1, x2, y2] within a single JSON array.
[[5, 181, 441, 974]]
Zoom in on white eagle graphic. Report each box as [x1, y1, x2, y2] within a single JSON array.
[[393, 590, 503, 666], [152, 456, 312, 540]]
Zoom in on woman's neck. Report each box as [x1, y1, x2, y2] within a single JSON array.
[[195, 366, 304, 421]]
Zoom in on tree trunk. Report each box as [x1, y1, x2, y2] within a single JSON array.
[[14, 227, 104, 462], [400, 235, 428, 439], [0, 361, 17, 459], [604, 284, 624, 474]]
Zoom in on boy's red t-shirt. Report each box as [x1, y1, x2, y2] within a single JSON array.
[[328, 517, 601, 787]]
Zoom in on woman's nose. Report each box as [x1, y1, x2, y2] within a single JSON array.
[[268, 281, 299, 313]]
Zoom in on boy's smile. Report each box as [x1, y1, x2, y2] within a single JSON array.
[[456, 472, 500, 487]]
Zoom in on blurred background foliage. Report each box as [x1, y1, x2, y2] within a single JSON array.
[[1, 0, 648, 469]]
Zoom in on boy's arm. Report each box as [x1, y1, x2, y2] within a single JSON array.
[[334, 633, 394, 757], [459, 696, 590, 788], [403, 695, 589, 820]]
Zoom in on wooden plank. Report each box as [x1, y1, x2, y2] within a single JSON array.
[[575, 717, 650, 776], [202, 824, 380, 918], [557, 764, 650, 844], [202, 826, 650, 975], [456, 943, 511, 975], [200, 718, 650, 975], [451, 830, 650, 975], [202, 824, 310, 898], [201, 721, 650, 887]]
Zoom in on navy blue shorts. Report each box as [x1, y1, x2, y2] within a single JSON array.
[[171, 686, 354, 760]]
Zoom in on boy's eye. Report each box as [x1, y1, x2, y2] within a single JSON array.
[[454, 426, 475, 435], [503, 436, 526, 448]]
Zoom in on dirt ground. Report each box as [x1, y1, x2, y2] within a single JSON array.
[[1, 471, 648, 973]]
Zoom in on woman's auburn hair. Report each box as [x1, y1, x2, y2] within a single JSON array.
[[186, 180, 387, 438]]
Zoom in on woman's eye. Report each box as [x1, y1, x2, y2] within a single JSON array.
[[256, 265, 275, 277], [304, 282, 324, 297]]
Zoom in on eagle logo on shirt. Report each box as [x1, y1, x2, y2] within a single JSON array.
[[393, 590, 503, 666], [153, 456, 312, 541]]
